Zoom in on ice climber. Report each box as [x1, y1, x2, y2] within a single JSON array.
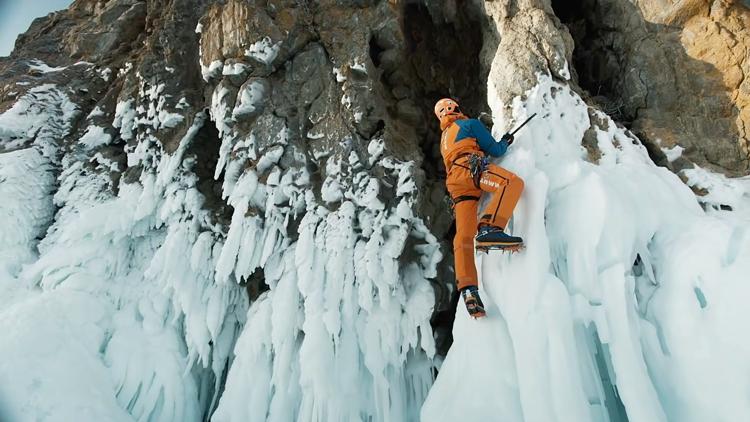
[[435, 98, 524, 318]]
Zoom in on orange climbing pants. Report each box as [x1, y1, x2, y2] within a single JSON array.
[[447, 157, 524, 290]]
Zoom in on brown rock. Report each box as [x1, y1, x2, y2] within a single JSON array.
[[542, 0, 750, 176]]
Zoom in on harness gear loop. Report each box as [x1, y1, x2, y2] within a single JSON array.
[[468, 154, 489, 188]]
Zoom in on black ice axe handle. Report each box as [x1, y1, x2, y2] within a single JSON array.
[[508, 113, 537, 137]]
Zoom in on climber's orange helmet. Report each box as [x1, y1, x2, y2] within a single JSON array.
[[434, 98, 460, 121]]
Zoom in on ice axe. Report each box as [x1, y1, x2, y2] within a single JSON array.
[[501, 113, 537, 145]]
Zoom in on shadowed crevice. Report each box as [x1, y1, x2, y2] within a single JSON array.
[[551, 0, 745, 176]]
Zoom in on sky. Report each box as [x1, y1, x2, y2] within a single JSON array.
[[0, 0, 73, 56]]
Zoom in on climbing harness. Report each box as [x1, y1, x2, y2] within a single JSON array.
[[468, 154, 489, 188]]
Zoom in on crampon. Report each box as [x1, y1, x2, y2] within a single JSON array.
[[476, 242, 525, 254], [461, 286, 487, 319]]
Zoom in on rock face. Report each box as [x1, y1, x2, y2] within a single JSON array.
[[0, 0, 486, 420], [553, 0, 750, 176]]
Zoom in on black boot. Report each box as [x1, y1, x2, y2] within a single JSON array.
[[476, 225, 523, 249], [461, 286, 486, 318]]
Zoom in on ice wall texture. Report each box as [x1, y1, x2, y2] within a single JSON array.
[[2, 1, 750, 422], [423, 2, 750, 421], [0, 1, 438, 421], [423, 73, 750, 422], [0, 76, 247, 422]]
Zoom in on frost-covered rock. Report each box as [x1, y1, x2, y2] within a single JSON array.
[[550, 0, 750, 176], [1, 0, 749, 421], [1, 1, 443, 421]]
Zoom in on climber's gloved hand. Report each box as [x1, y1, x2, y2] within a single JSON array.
[[501, 133, 514, 145]]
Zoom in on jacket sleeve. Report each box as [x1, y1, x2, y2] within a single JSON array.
[[470, 119, 508, 157]]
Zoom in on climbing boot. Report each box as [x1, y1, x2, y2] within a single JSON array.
[[476, 225, 523, 250], [461, 286, 486, 318]]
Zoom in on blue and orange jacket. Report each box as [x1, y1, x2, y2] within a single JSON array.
[[440, 114, 509, 172]]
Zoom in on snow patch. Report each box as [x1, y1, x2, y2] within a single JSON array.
[[223, 62, 248, 76], [113, 99, 136, 141], [683, 165, 750, 213], [367, 138, 384, 166], [79, 125, 112, 149], [244, 37, 280, 64], [98, 67, 113, 81], [333, 67, 347, 82], [232, 80, 266, 118], [87, 106, 105, 119], [350, 60, 367, 74], [118, 62, 133, 77], [27, 59, 67, 73], [202, 60, 223, 81], [662, 144, 684, 162]]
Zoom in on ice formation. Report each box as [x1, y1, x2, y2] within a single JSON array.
[[0, 80, 247, 422], [422, 74, 750, 422], [244, 37, 281, 65], [1, 59, 439, 422], [1, 13, 749, 422], [206, 72, 439, 421]]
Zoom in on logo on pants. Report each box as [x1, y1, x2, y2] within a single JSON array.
[[480, 178, 500, 188]]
